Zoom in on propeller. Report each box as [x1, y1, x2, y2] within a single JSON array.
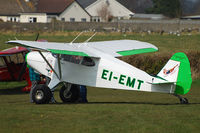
[[35, 33, 40, 41]]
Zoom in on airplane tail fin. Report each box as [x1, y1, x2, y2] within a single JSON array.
[[157, 52, 192, 95]]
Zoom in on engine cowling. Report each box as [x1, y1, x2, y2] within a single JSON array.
[[26, 51, 56, 78]]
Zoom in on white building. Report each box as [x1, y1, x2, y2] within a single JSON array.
[[0, 0, 33, 22], [58, 1, 91, 22], [0, 15, 20, 22], [35, 0, 90, 23], [0, 0, 90, 23], [20, 13, 47, 23], [0, 0, 134, 23], [77, 0, 134, 22]]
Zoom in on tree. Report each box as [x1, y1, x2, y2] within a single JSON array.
[[145, 0, 182, 18], [97, 4, 112, 22]]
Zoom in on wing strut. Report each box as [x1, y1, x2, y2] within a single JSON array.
[[57, 54, 62, 79], [38, 51, 60, 80], [84, 32, 96, 43], [70, 31, 83, 44]]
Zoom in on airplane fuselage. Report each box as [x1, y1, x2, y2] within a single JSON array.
[[26, 50, 175, 94]]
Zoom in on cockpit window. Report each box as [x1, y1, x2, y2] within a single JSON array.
[[81, 57, 95, 66], [60, 54, 95, 66], [0, 57, 6, 67], [60, 54, 71, 62], [6, 53, 25, 64]]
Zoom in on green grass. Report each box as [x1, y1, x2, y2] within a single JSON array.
[[1, 32, 200, 53], [0, 80, 200, 133]]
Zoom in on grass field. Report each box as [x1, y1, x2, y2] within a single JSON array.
[[0, 32, 200, 133], [1, 32, 200, 53], [0, 80, 200, 133]]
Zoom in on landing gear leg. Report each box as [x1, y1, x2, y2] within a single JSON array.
[[173, 94, 189, 104], [50, 91, 57, 103]]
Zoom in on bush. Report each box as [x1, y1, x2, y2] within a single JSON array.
[[120, 51, 200, 80]]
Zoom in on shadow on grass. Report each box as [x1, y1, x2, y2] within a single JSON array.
[[0, 86, 28, 95], [52, 101, 200, 106]]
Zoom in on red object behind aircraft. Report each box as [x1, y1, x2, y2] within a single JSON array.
[[0, 47, 31, 91]]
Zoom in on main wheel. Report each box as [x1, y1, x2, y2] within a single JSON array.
[[59, 84, 80, 103], [32, 84, 52, 104]]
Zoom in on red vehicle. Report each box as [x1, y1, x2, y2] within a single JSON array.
[[0, 46, 31, 91]]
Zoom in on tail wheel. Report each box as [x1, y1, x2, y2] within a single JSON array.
[[32, 84, 52, 104], [59, 84, 80, 103], [174, 94, 189, 104], [180, 97, 189, 104]]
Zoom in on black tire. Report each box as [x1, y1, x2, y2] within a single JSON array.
[[180, 97, 189, 104], [59, 84, 80, 103], [32, 84, 52, 104]]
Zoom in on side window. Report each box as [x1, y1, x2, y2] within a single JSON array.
[[29, 17, 37, 23], [81, 18, 86, 22], [81, 57, 95, 66], [61, 18, 65, 22], [61, 54, 72, 62], [70, 18, 75, 22], [10, 54, 18, 64], [60, 54, 95, 66], [61, 55, 82, 64], [16, 53, 25, 64], [0, 57, 6, 67], [6, 56, 11, 63], [7, 53, 24, 64], [70, 56, 82, 64]]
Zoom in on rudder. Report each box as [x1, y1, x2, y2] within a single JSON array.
[[171, 53, 192, 95], [157, 52, 192, 95]]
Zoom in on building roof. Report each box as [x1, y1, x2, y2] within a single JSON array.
[[36, 0, 75, 14], [76, 0, 97, 8], [181, 15, 200, 19], [77, 0, 147, 13], [133, 13, 166, 20], [0, 0, 34, 16]]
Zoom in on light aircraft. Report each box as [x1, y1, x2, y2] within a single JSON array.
[[0, 46, 28, 81], [0, 46, 33, 92], [7, 33, 192, 104]]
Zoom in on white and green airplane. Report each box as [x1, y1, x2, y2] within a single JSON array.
[[7, 37, 192, 104]]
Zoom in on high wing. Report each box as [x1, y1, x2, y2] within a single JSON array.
[[7, 40, 158, 57], [7, 40, 98, 57], [87, 40, 158, 57]]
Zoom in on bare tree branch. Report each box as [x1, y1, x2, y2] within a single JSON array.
[[97, 4, 112, 22]]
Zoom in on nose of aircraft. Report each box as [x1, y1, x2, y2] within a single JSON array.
[[25, 51, 46, 71], [26, 51, 42, 65], [25, 51, 55, 78]]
